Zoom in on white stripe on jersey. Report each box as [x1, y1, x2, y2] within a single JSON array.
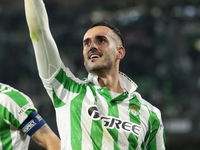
[[102, 127, 114, 150], [136, 104, 150, 150], [101, 109, 114, 149], [55, 103, 72, 150], [81, 87, 95, 150], [96, 90, 115, 150], [156, 126, 164, 149]]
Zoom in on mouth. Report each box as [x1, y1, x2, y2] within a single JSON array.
[[89, 52, 102, 60]]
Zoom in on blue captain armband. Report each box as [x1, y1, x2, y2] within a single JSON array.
[[20, 111, 46, 137]]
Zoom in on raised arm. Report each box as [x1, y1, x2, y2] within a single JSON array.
[[24, 0, 62, 79]]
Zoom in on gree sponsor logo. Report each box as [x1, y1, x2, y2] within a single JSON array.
[[88, 105, 100, 120], [88, 105, 141, 136]]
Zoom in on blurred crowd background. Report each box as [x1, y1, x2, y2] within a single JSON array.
[[1, 0, 200, 149]]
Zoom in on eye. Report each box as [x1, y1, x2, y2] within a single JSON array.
[[97, 37, 106, 44], [99, 39, 105, 43], [85, 42, 90, 46], [83, 40, 91, 47]]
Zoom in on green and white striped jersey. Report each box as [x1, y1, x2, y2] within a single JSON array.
[[42, 64, 166, 150], [0, 83, 36, 150]]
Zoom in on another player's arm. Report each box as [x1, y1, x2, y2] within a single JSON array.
[[31, 124, 61, 150], [20, 111, 61, 150], [24, 0, 62, 79]]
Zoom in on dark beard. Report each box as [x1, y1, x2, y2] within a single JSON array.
[[85, 61, 113, 76]]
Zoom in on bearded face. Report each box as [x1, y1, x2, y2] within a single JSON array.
[[83, 26, 121, 75]]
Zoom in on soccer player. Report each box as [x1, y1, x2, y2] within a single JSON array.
[[24, 0, 166, 149], [0, 82, 61, 150]]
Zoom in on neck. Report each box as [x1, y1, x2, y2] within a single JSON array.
[[97, 73, 124, 93], [91, 62, 123, 93]]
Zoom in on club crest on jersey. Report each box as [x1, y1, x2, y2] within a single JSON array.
[[129, 105, 140, 116]]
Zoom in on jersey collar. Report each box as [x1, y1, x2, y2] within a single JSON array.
[[86, 71, 138, 95]]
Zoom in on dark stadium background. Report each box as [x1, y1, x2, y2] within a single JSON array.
[[1, 0, 200, 149]]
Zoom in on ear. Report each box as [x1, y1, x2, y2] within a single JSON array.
[[117, 46, 125, 59]]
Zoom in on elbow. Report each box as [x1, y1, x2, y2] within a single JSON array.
[[29, 28, 47, 42], [30, 30, 40, 42]]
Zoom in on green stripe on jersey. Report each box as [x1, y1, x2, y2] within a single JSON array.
[[128, 95, 141, 150], [0, 127, 12, 150], [89, 84, 103, 150], [145, 110, 161, 150], [91, 121, 103, 150], [163, 128, 166, 145], [5, 91, 28, 108], [55, 68, 84, 93], [71, 91, 87, 150], [107, 106, 120, 150], [106, 90, 121, 150], [52, 89, 66, 108], [0, 105, 21, 128], [141, 120, 151, 150]]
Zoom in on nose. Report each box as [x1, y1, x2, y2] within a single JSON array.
[[89, 40, 98, 51]]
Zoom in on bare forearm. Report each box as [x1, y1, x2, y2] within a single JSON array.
[[31, 124, 61, 150]]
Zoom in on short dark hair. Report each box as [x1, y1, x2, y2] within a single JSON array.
[[89, 21, 125, 47]]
